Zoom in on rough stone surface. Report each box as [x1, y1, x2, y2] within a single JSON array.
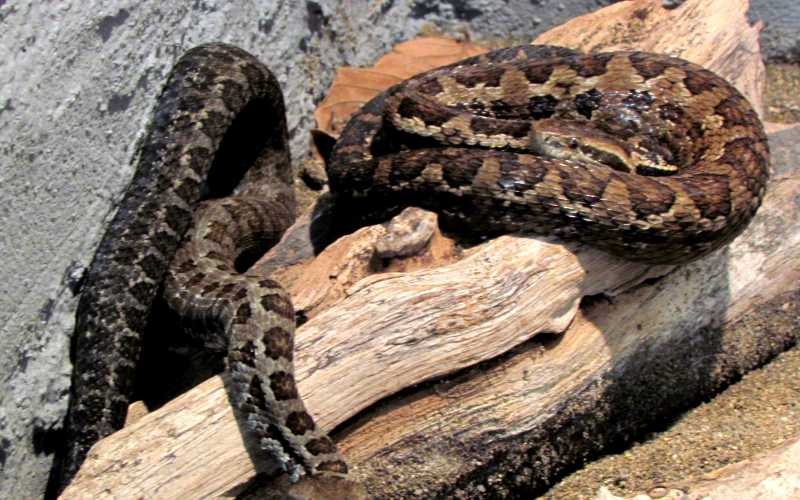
[[748, 1, 800, 63], [0, 0, 795, 499]]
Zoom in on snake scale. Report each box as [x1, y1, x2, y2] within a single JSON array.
[[61, 42, 769, 491]]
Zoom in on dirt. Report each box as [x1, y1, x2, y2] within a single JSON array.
[[538, 343, 800, 499]]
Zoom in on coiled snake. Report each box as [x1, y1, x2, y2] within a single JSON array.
[[61, 42, 769, 493]]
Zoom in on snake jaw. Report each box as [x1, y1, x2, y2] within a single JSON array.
[[530, 117, 683, 178], [530, 117, 636, 173]]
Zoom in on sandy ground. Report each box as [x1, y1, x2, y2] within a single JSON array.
[[538, 343, 800, 499], [537, 62, 800, 500]]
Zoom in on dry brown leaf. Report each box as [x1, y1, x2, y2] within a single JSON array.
[[313, 36, 488, 138]]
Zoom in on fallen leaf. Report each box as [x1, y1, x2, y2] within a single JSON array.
[[314, 36, 489, 138]]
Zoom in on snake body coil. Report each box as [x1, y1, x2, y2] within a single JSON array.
[[62, 43, 769, 489], [330, 44, 769, 264]]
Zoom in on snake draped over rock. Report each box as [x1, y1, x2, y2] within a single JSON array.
[[60, 42, 769, 495]]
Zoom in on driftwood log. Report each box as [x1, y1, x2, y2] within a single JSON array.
[[59, 0, 800, 499]]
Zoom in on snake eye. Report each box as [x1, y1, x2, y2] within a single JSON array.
[[570, 138, 579, 149]]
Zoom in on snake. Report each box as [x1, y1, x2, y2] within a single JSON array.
[[60, 42, 769, 492]]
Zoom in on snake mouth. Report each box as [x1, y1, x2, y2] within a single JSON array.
[[530, 117, 679, 176]]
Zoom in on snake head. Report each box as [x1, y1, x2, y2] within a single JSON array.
[[530, 118, 678, 176]]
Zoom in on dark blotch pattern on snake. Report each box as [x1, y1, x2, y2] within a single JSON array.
[[61, 42, 769, 490]]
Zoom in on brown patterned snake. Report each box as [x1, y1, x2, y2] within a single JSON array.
[[61, 42, 769, 494]]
